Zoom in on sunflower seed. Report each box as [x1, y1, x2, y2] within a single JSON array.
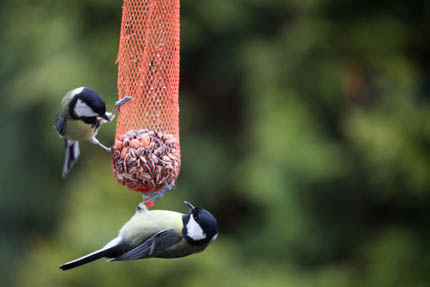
[[112, 129, 180, 193]]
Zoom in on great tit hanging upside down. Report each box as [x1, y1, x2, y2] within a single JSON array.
[[55, 87, 132, 177], [59, 201, 219, 270]]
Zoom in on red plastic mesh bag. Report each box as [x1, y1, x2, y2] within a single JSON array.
[[112, 0, 180, 200]]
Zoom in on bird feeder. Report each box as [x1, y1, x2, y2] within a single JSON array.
[[112, 0, 180, 206]]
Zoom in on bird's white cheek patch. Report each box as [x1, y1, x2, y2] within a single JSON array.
[[186, 216, 206, 241], [74, 99, 98, 117]]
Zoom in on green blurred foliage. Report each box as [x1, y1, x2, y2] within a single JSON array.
[[0, 0, 428, 286]]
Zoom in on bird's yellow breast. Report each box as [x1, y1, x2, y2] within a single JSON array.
[[64, 119, 98, 141]]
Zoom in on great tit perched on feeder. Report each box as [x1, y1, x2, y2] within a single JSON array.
[[59, 201, 219, 270], [55, 87, 132, 177]]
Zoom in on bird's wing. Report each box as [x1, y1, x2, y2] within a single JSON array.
[[113, 229, 182, 261], [55, 117, 66, 136], [62, 139, 80, 178]]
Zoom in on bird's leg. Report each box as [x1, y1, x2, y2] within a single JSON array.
[[137, 202, 148, 213], [142, 182, 176, 206], [113, 96, 134, 113], [89, 137, 112, 152], [106, 97, 134, 121], [159, 181, 176, 196]]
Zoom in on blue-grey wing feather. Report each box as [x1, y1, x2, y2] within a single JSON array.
[[114, 229, 182, 261], [55, 117, 66, 136]]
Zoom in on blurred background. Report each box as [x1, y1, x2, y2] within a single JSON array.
[[0, 0, 429, 286]]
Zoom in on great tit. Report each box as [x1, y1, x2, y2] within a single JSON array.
[[55, 87, 132, 177], [59, 201, 219, 270]]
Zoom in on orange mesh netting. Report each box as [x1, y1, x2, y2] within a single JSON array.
[[112, 0, 180, 200]]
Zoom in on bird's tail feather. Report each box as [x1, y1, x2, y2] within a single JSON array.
[[62, 140, 80, 178], [59, 247, 114, 271]]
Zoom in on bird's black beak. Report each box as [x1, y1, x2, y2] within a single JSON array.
[[102, 114, 110, 121], [184, 201, 195, 211]]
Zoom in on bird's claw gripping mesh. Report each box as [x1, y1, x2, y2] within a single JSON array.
[[112, 0, 180, 206], [142, 181, 175, 207]]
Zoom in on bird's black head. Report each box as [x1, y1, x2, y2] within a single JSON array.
[[68, 87, 109, 122], [182, 201, 219, 246]]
